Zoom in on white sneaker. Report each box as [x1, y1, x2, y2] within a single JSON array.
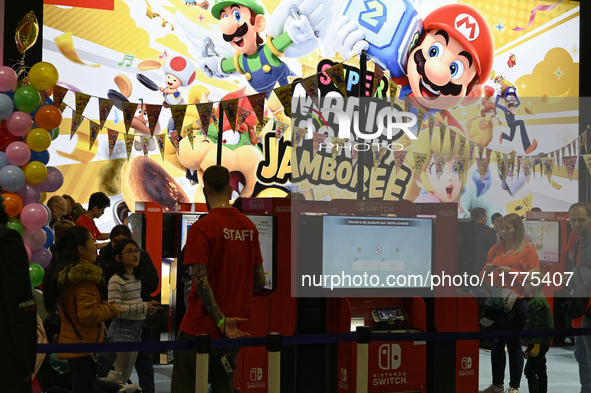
[[505, 388, 519, 393], [479, 384, 504, 393], [118, 383, 139, 393]]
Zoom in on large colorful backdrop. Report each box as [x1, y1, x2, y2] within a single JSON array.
[[41, 0, 580, 230]]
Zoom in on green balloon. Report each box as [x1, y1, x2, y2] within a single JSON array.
[[13, 86, 41, 113], [6, 217, 24, 235], [52, 127, 60, 140], [29, 262, 44, 287]]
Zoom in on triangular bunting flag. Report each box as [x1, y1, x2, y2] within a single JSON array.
[[275, 121, 289, 146], [168, 130, 180, 154], [434, 155, 449, 180], [583, 129, 589, 153], [332, 137, 346, 161], [107, 128, 119, 158], [541, 157, 555, 183], [301, 75, 319, 109], [516, 156, 521, 180], [404, 95, 413, 113], [449, 130, 456, 155], [352, 148, 358, 168], [52, 85, 68, 108], [563, 156, 577, 182], [222, 99, 239, 131], [417, 106, 426, 135], [455, 157, 469, 182], [313, 132, 327, 158], [121, 102, 136, 134], [187, 128, 194, 149], [196, 103, 214, 136], [98, 98, 114, 129], [507, 154, 515, 179], [141, 136, 150, 160], [326, 63, 347, 96], [372, 145, 386, 169], [236, 107, 252, 132], [439, 122, 447, 150], [59, 101, 67, 113], [468, 140, 476, 164], [477, 145, 484, 160], [521, 157, 533, 183], [273, 84, 294, 117], [89, 122, 100, 150], [247, 92, 266, 126], [124, 133, 134, 161], [572, 140, 577, 156], [428, 115, 435, 144], [170, 105, 187, 132], [292, 127, 306, 147], [73, 92, 91, 133], [70, 110, 83, 139], [584, 155, 591, 176], [145, 104, 162, 137], [393, 151, 407, 174], [388, 80, 399, 108], [371, 64, 384, 98], [476, 157, 490, 183], [568, 142, 572, 156], [458, 135, 466, 157], [413, 153, 428, 178], [156, 134, 166, 160]]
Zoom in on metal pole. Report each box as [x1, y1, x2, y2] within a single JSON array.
[[195, 334, 210, 393], [267, 332, 283, 393], [357, 49, 368, 200], [356, 326, 372, 393], [217, 100, 224, 165]]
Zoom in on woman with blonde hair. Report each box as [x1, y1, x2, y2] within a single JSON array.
[[479, 213, 540, 393]]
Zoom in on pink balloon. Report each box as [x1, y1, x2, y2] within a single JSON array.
[[16, 183, 41, 206], [0, 66, 17, 92], [31, 247, 52, 269], [38, 167, 64, 193], [22, 228, 47, 251], [6, 111, 33, 137], [20, 203, 49, 230], [24, 244, 32, 261], [5, 141, 31, 166]]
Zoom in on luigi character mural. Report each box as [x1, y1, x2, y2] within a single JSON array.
[[196, 0, 331, 97]]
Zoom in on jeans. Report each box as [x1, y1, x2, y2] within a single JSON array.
[[67, 355, 97, 393], [102, 318, 142, 385], [575, 316, 591, 393], [491, 299, 527, 388], [524, 344, 549, 393], [135, 324, 155, 393]]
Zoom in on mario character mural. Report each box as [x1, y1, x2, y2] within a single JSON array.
[[195, 0, 330, 97], [159, 55, 197, 106], [335, 3, 494, 134]]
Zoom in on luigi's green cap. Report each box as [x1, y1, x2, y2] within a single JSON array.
[[211, 0, 266, 20]]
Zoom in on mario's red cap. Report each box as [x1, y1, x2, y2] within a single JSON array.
[[423, 4, 493, 85]]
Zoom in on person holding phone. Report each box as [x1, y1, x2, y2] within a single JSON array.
[[479, 213, 540, 393]]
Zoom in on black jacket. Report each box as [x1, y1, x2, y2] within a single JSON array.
[[0, 224, 37, 391], [95, 242, 159, 301], [474, 222, 498, 273]]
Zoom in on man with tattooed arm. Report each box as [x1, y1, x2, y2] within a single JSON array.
[[171, 165, 266, 393]]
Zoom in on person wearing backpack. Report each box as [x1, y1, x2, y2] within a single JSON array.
[[567, 202, 591, 393]]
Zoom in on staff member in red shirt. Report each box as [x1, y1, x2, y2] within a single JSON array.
[[171, 165, 266, 393], [75, 192, 111, 249], [479, 213, 540, 393]]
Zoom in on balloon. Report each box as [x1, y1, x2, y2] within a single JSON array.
[[32, 247, 52, 269], [6, 111, 32, 136], [39, 191, 47, 204], [16, 182, 41, 205], [41, 227, 54, 249], [0, 128, 19, 152], [6, 217, 24, 235], [1, 192, 23, 217], [0, 66, 17, 92], [23, 161, 47, 184], [0, 165, 25, 191], [26, 128, 51, 152], [29, 150, 50, 165], [29, 62, 59, 91], [30, 97, 53, 119], [5, 141, 31, 166], [29, 262, 44, 287], [41, 204, 51, 226], [52, 127, 60, 140], [13, 86, 41, 113], [20, 203, 48, 230], [15, 11, 39, 55], [0, 93, 14, 119], [24, 244, 32, 261], [23, 228, 47, 251], [34, 105, 62, 130], [0, 151, 7, 170], [38, 167, 63, 192]]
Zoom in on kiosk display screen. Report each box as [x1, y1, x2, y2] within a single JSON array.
[[128, 213, 145, 250], [181, 213, 276, 291], [322, 216, 433, 288], [523, 221, 560, 262]]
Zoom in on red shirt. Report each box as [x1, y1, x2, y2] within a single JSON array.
[[75, 214, 100, 242], [180, 207, 263, 338], [480, 242, 540, 294]]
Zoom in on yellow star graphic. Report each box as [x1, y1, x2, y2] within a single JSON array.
[[520, 83, 526, 90]]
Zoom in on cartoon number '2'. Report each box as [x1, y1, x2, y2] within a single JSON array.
[[359, 0, 387, 34]]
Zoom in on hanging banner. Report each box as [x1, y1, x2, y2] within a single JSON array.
[[124, 133, 134, 161], [196, 103, 214, 136], [312, 132, 327, 158], [326, 63, 347, 97], [52, 85, 68, 108], [222, 99, 239, 132], [393, 151, 407, 175], [273, 84, 294, 117], [120, 101, 136, 134], [145, 104, 162, 136], [98, 98, 114, 129], [434, 155, 448, 180], [247, 92, 266, 126], [156, 134, 166, 160], [413, 153, 428, 179], [107, 128, 118, 158], [169, 105, 186, 132], [168, 130, 180, 154], [563, 156, 577, 181], [89, 121, 100, 150]]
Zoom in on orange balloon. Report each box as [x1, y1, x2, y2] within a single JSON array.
[[34, 105, 62, 130], [2, 192, 23, 217]]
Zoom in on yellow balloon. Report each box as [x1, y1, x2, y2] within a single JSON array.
[[15, 11, 39, 55], [29, 62, 59, 91], [24, 161, 47, 184], [39, 191, 47, 204], [26, 128, 52, 152]]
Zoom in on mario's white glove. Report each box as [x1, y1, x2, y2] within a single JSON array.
[[285, 13, 315, 45], [331, 15, 369, 60], [198, 56, 230, 80]]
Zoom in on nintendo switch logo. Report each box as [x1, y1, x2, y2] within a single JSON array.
[[461, 357, 472, 369], [340, 368, 347, 382], [357, 201, 365, 212], [250, 368, 263, 381], [379, 344, 401, 370]]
